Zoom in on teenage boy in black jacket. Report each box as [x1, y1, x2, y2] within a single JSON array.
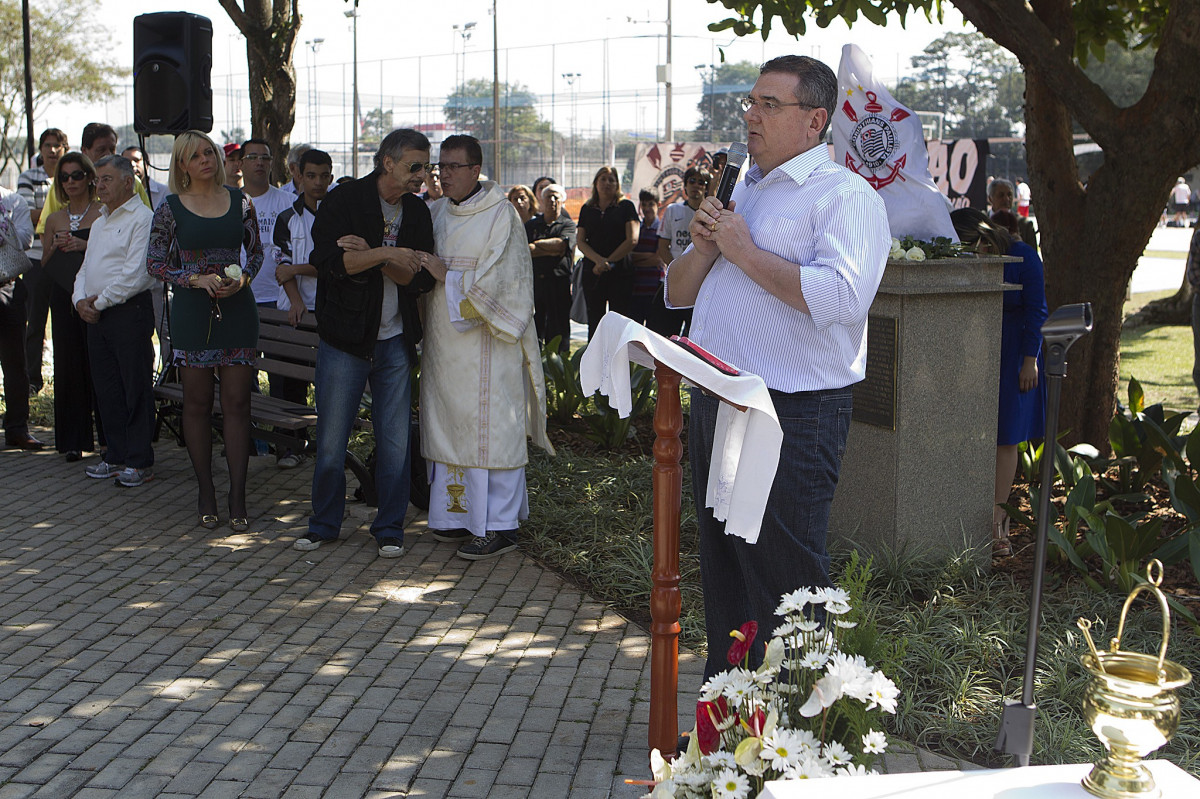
[[296, 128, 435, 559]]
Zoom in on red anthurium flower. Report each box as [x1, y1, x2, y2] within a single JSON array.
[[726, 621, 759, 665], [745, 707, 766, 737], [696, 701, 721, 755]]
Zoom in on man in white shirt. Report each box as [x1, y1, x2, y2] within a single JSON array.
[[666, 55, 890, 679], [71, 155, 156, 487], [240, 139, 295, 306]]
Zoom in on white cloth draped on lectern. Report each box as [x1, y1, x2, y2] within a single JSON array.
[[580, 312, 783, 544]]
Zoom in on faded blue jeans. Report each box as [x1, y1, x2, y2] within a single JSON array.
[[309, 335, 411, 543], [690, 385, 853, 679]]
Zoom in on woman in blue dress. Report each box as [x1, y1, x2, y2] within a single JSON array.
[[952, 208, 1048, 557], [147, 130, 263, 531]]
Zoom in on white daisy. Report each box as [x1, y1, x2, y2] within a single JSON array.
[[838, 763, 871, 777], [704, 750, 738, 771], [797, 650, 829, 670], [710, 769, 751, 799], [862, 730, 888, 754], [821, 740, 853, 767], [760, 729, 809, 770], [864, 671, 900, 714], [720, 670, 757, 709]]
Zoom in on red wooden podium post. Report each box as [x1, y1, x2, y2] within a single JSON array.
[[649, 361, 684, 757]]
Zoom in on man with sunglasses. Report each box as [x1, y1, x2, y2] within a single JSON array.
[[665, 55, 890, 679], [297, 129, 434, 559], [417, 135, 552, 561], [652, 165, 711, 335]]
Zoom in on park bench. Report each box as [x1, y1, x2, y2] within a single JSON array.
[[153, 306, 378, 505]]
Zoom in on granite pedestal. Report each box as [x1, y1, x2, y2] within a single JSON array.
[[830, 255, 1017, 562]]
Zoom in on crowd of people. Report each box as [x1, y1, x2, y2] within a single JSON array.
[[0, 54, 1059, 670]]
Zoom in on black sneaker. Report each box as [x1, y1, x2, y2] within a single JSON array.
[[294, 534, 335, 552], [430, 528, 473, 543], [377, 537, 405, 558], [456, 531, 517, 561]]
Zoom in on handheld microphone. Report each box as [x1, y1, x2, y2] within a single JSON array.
[[714, 142, 748, 206]]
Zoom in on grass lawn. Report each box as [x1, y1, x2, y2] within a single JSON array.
[[1121, 290, 1196, 413]]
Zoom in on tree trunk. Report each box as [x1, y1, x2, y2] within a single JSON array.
[[1125, 275, 1194, 328], [246, 37, 296, 186], [986, 0, 1200, 454], [220, 1, 299, 186]]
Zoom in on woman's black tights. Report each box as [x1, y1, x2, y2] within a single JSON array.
[[181, 364, 253, 519]]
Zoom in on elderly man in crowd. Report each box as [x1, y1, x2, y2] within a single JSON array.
[[419, 134, 553, 561], [71, 155, 156, 486], [295, 128, 435, 559]]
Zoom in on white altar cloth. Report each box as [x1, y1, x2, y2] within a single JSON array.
[[761, 759, 1199, 798], [580, 311, 782, 543]]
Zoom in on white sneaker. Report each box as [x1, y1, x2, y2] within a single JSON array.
[[115, 467, 154, 487], [85, 461, 123, 479]]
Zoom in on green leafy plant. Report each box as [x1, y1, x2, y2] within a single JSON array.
[[1107, 377, 1188, 491], [541, 336, 589, 423]]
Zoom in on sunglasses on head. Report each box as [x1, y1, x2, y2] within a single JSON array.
[[61, 170, 89, 182]]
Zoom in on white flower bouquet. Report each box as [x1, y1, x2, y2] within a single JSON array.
[[645, 585, 900, 798], [889, 236, 963, 261]]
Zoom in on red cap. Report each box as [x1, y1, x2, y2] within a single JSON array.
[[223, 142, 240, 157]]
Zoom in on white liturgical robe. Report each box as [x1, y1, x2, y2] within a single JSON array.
[[423, 181, 553, 469]]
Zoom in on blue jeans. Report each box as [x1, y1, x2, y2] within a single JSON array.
[[309, 336, 411, 542], [689, 386, 853, 679]]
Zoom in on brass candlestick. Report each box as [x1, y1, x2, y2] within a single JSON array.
[[1077, 560, 1192, 799]]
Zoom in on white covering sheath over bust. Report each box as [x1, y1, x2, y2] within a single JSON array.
[[580, 311, 782, 543]]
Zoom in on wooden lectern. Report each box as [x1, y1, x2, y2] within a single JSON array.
[[580, 313, 781, 760]]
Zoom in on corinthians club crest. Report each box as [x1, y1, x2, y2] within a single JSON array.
[[843, 90, 909, 190]]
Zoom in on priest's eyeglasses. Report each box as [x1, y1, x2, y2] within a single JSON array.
[[740, 97, 815, 115]]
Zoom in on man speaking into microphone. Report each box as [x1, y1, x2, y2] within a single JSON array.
[[665, 55, 890, 679]]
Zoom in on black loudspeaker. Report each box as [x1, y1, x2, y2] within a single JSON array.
[[133, 12, 213, 135]]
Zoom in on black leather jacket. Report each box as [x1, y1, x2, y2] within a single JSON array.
[[311, 171, 435, 359]]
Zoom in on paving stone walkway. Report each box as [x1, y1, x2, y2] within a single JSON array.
[[0, 434, 964, 798]]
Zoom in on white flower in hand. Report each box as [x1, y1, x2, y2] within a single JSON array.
[[225, 264, 243, 280]]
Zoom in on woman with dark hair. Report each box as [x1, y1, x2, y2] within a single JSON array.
[[146, 130, 263, 531], [42, 152, 102, 461], [576, 166, 640, 338], [951, 207, 1048, 557]]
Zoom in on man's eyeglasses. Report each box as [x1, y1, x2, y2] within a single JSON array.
[[740, 97, 815, 115], [242, 154, 272, 162], [438, 162, 480, 172], [61, 170, 89, 182], [399, 161, 434, 174]]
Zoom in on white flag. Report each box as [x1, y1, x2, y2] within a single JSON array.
[[833, 43, 957, 243]]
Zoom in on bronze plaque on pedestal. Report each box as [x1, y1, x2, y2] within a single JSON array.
[[852, 314, 898, 430]]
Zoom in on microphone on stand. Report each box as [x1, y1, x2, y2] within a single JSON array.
[[714, 142, 748, 206]]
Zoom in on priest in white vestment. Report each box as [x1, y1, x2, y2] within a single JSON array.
[[420, 135, 554, 561]]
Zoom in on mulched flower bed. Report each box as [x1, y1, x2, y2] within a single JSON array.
[[994, 470, 1200, 615]]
